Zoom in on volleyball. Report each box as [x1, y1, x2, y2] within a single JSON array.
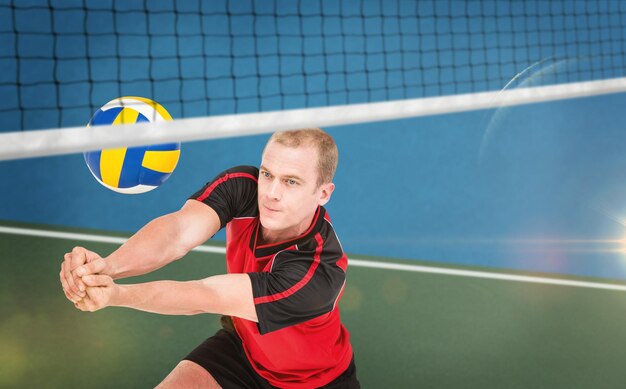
[[83, 96, 181, 194]]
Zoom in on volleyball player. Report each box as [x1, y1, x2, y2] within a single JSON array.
[[60, 128, 359, 388]]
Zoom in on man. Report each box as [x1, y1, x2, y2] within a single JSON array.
[[60, 128, 359, 388]]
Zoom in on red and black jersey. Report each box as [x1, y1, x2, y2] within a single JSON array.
[[190, 165, 353, 388]]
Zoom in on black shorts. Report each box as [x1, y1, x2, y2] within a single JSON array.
[[184, 316, 360, 389]]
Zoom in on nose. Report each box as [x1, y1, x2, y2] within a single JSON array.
[[266, 179, 281, 201]]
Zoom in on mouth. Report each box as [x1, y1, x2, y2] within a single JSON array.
[[263, 205, 280, 213]]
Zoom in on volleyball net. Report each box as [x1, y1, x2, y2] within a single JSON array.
[[2, 0, 626, 160]]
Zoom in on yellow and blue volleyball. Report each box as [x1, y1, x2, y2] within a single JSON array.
[[83, 96, 180, 194]]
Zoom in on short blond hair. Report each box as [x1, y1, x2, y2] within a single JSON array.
[[266, 128, 338, 187]]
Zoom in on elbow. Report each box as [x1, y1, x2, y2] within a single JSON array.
[[184, 310, 206, 316], [171, 244, 191, 261], [152, 214, 194, 260]]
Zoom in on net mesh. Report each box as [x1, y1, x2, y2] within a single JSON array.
[[1, 0, 626, 133]]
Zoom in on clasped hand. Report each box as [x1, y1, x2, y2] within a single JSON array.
[[59, 246, 118, 312]]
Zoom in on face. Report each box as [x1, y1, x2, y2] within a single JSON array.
[[258, 141, 334, 243]]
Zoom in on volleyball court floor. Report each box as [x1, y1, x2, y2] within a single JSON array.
[[2, 220, 626, 388]]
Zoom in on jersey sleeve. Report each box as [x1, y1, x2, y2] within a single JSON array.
[[248, 232, 347, 334], [189, 165, 259, 228]]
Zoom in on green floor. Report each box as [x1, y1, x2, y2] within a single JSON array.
[[2, 222, 626, 388]]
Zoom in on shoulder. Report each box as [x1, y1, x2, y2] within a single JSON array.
[[320, 209, 343, 250], [189, 165, 259, 226], [296, 208, 345, 266], [220, 165, 259, 181], [194, 165, 258, 199]]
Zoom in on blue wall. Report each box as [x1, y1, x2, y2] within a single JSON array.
[[3, 0, 626, 280]]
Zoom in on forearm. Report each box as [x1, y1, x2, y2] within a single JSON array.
[[105, 214, 189, 280], [110, 274, 257, 321], [112, 280, 210, 315]]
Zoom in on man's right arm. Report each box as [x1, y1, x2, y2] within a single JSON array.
[[62, 200, 220, 301], [100, 199, 221, 279]]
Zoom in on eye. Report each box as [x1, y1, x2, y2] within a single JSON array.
[[261, 171, 271, 179], [286, 179, 297, 186]]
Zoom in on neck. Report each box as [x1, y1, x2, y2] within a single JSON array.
[[260, 211, 317, 245]]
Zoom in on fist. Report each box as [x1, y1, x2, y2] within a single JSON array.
[[74, 275, 117, 312], [59, 246, 107, 303]]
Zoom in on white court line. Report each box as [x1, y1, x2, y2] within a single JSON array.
[[347, 259, 626, 292], [0, 225, 226, 254], [2, 225, 626, 292]]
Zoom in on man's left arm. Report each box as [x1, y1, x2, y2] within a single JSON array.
[[76, 273, 258, 322]]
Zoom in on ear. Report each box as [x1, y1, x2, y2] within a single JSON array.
[[317, 182, 335, 206]]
